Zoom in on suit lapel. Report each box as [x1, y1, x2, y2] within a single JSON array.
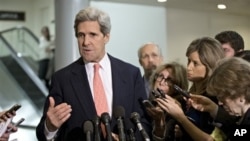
[[109, 56, 128, 114], [70, 59, 97, 119]]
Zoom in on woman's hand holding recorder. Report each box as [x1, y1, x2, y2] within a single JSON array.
[[0, 104, 24, 138], [0, 104, 21, 122]]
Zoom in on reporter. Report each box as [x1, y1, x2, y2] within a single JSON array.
[[156, 94, 214, 141], [184, 37, 224, 135], [206, 57, 250, 137], [145, 62, 188, 140], [174, 57, 250, 140]]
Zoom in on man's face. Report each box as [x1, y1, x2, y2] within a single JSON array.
[[222, 43, 235, 57], [76, 21, 110, 63], [139, 44, 163, 74]]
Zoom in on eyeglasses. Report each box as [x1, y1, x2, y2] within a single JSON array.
[[154, 74, 173, 86]]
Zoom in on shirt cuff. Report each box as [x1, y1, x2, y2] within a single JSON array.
[[44, 122, 58, 141]]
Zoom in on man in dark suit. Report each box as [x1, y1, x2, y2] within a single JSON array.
[[36, 6, 150, 141]]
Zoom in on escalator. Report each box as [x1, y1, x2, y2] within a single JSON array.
[[0, 26, 48, 140]]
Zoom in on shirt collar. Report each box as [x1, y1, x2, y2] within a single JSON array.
[[85, 53, 110, 70]]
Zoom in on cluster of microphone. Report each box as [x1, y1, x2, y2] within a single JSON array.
[[83, 106, 150, 141]]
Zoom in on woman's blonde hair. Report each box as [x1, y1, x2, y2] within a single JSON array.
[[186, 37, 224, 95]]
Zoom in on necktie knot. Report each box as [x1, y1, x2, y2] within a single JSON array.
[[94, 63, 100, 71]]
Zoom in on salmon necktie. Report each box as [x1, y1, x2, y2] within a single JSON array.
[[93, 63, 109, 115], [93, 63, 109, 138]]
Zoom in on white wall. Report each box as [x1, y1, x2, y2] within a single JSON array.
[[91, 1, 167, 72], [166, 8, 250, 66]]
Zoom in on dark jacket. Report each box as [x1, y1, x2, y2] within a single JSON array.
[[36, 55, 151, 141]]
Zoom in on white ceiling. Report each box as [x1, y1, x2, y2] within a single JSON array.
[[102, 0, 250, 16], [3, 0, 249, 16]]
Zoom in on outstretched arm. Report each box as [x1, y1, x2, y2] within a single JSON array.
[[156, 95, 214, 141], [189, 94, 218, 119]]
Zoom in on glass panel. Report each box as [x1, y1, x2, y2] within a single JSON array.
[[0, 58, 39, 141], [0, 36, 11, 57], [1, 27, 40, 68], [0, 30, 48, 140], [0, 27, 50, 141]]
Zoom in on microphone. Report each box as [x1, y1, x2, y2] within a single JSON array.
[[101, 112, 112, 141], [114, 106, 126, 141], [92, 116, 101, 141], [130, 112, 150, 141], [84, 120, 94, 141], [125, 118, 136, 141]]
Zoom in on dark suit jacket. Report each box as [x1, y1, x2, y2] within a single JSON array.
[[36, 55, 151, 141]]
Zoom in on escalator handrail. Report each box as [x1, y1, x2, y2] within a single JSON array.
[[0, 26, 39, 43], [0, 34, 48, 97]]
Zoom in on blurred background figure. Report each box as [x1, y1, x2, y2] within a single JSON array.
[[215, 30, 244, 57], [234, 50, 250, 62], [37, 26, 55, 89], [138, 42, 163, 97]]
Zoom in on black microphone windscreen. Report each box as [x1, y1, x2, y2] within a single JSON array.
[[101, 112, 111, 123], [84, 120, 94, 133], [93, 115, 100, 124], [130, 112, 140, 122], [114, 106, 125, 119]]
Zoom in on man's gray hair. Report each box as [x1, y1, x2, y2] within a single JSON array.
[[74, 6, 111, 37], [137, 42, 162, 58]]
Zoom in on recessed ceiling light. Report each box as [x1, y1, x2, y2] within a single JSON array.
[[217, 4, 227, 9], [158, 0, 167, 2]]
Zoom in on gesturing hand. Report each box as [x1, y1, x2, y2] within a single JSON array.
[[45, 97, 72, 131]]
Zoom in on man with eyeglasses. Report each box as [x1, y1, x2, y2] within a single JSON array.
[[138, 42, 163, 97]]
